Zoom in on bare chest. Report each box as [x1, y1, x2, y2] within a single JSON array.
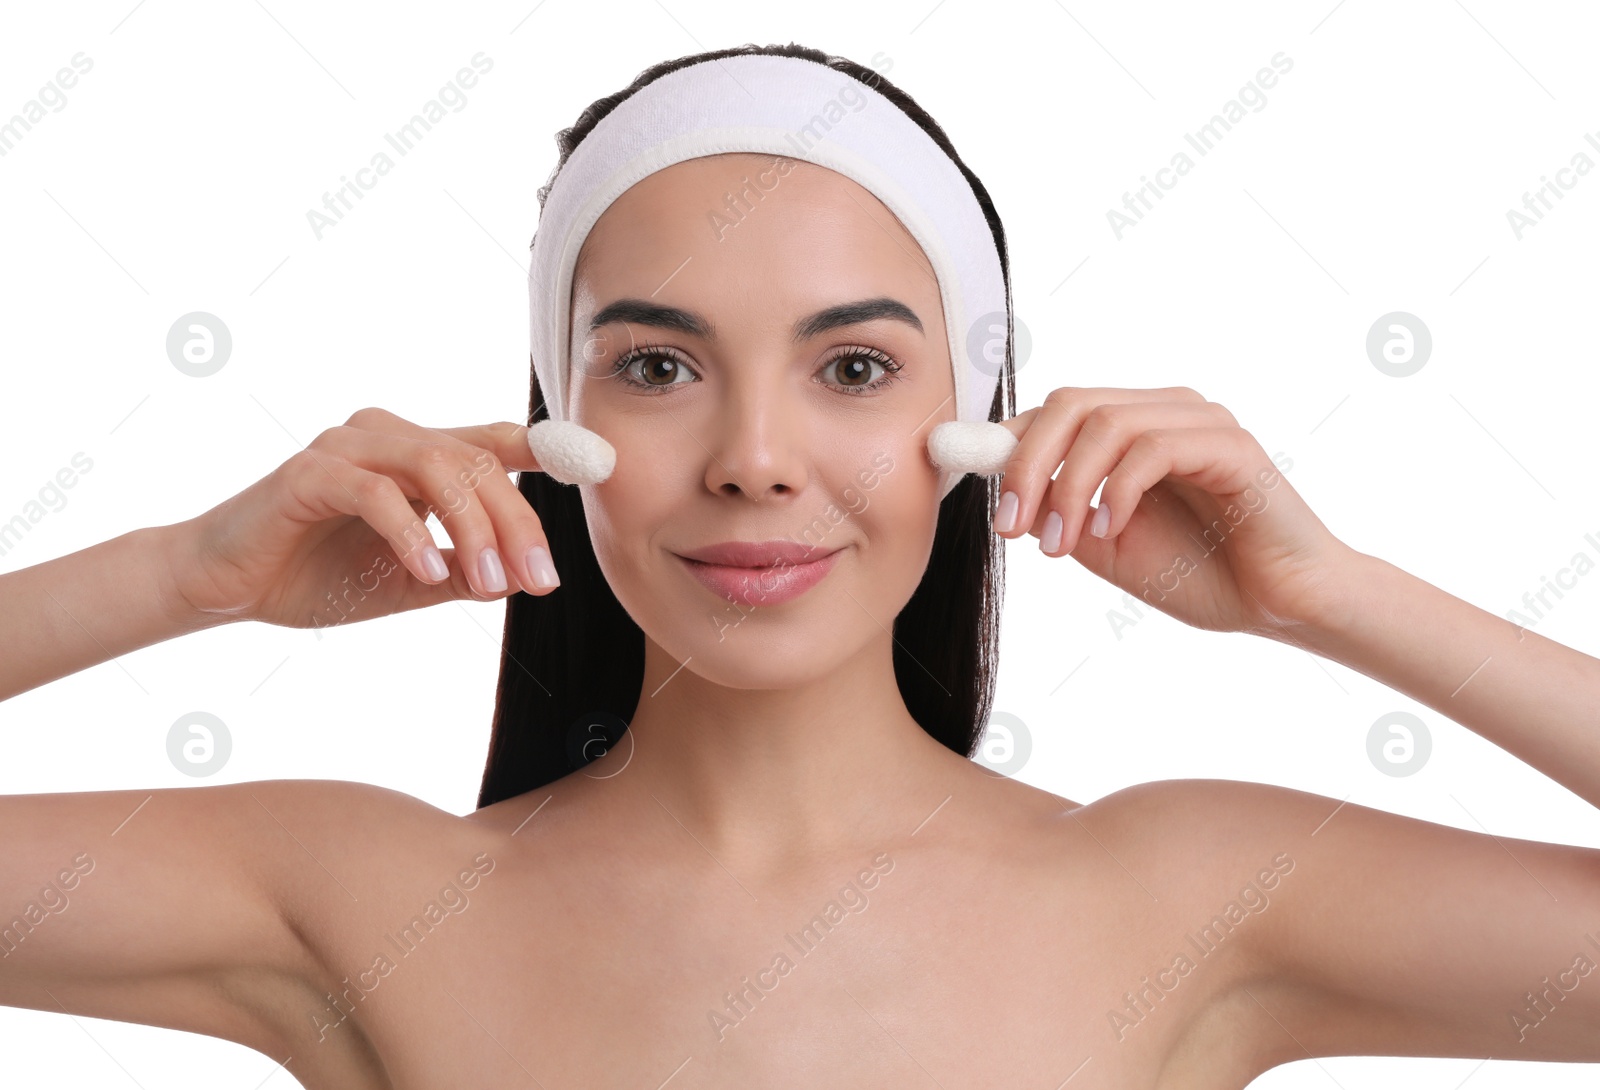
[[284, 829, 1268, 1090]]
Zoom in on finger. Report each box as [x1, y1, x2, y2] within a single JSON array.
[[459, 450, 562, 594], [342, 406, 544, 474], [405, 442, 546, 598], [1089, 427, 1270, 542], [397, 499, 551, 600], [279, 450, 458, 588], [361, 414, 561, 591], [1036, 401, 1236, 556], [993, 405, 1042, 443], [994, 386, 1207, 538], [434, 420, 543, 474], [994, 387, 1205, 441], [310, 426, 545, 598], [1049, 427, 1270, 573], [382, 546, 486, 612]]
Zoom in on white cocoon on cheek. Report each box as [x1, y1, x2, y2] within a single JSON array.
[[526, 419, 617, 485]]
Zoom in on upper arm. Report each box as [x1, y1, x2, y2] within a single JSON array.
[[1121, 778, 1600, 1066], [0, 778, 443, 1059]]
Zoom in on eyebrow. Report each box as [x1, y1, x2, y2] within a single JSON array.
[[586, 296, 924, 342]]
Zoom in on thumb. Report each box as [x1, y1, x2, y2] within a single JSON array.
[[435, 421, 543, 473], [435, 419, 618, 485], [994, 406, 1042, 443]]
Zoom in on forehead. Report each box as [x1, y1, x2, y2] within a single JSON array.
[[572, 153, 941, 314]]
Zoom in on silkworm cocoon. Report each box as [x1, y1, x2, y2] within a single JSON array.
[[525, 419, 616, 485], [926, 420, 1018, 478]]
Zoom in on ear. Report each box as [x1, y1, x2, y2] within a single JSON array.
[[926, 420, 1019, 478], [525, 420, 616, 485]]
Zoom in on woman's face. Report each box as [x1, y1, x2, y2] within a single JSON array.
[[566, 152, 956, 688]]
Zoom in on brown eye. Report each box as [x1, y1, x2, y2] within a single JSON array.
[[834, 355, 875, 387], [611, 346, 697, 393], [822, 348, 903, 396], [639, 354, 681, 386]]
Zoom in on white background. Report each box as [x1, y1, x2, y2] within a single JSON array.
[[2, 0, 1598, 1085]]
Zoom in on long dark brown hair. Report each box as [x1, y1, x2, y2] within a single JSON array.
[[477, 41, 1017, 808]]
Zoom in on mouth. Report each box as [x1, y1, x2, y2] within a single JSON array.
[[673, 545, 845, 607]]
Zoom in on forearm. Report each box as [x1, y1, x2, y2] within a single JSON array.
[[1287, 551, 1600, 810], [0, 522, 225, 701]]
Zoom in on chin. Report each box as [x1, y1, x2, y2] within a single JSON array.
[[654, 614, 851, 690]]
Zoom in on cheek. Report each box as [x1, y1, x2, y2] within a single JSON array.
[[840, 439, 936, 524], [845, 450, 941, 580], [577, 458, 663, 582], [876, 482, 940, 571]]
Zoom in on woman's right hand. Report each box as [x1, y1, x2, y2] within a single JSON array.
[[164, 407, 561, 629]]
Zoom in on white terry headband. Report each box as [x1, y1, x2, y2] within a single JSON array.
[[525, 52, 1018, 500]]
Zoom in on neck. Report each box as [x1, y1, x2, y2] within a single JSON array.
[[582, 631, 965, 870]]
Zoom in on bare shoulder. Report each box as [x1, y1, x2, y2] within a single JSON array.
[[1090, 778, 1600, 1065], [248, 776, 483, 868], [1067, 775, 1331, 846], [250, 778, 499, 930], [208, 778, 490, 975], [1039, 780, 1323, 1071], [1048, 776, 1329, 915], [239, 779, 507, 1059], [0, 774, 488, 1080]]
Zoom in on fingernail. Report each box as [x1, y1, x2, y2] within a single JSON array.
[[480, 548, 507, 593], [1090, 503, 1112, 538], [422, 546, 449, 582], [1041, 510, 1063, 554], [995, 490, 1019, 534], [526, 544, 560, 589]]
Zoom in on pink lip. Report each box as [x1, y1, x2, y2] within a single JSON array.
[[675, 547, 843, 606]]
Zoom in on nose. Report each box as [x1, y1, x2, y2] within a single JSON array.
[[701, 371, 810, 501]]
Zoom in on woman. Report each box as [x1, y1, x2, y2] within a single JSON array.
[[4, 41, 1600, 1089]]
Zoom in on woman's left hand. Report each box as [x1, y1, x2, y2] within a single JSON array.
[[993, 386, 1364, 638]]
